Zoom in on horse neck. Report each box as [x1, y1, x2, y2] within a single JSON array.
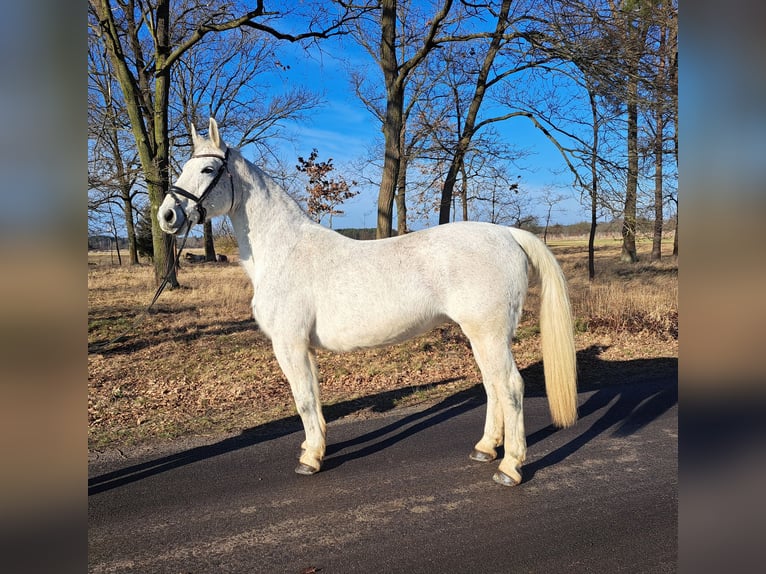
[[228, 150, 311, 265]]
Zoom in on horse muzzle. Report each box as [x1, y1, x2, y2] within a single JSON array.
[[158, 199, 190, 235]]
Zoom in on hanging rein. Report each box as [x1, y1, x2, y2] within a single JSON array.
[[88, 149, 235, 354]]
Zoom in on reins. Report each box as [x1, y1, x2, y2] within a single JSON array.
[[88, 220, 194, 354], [88, 149, 235, 354]]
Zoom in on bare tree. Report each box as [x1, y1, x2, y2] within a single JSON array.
[[597, 0, 677, 263], [541, 0, 650, 264], [646, 0, 677, 260], [88, 0, 365, 285], [540, 187, 568, 244], [352, 38, 447, 234], [518, 0, 675, 273], [351, 0, 555, 234], [433, 0, 534, 225], [348, 0, 457, 238], [88, 33, 143, 264], [169, 28, 323, 260], [598, 0, 652, 263], [534, 0, 623, 279], [470, 171, 533, 227]]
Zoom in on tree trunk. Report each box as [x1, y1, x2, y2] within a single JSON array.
[[92, 0, 177, 285], [148, 186, 177, 286], [543, 205, 552, 245], [619, 11, 649, 264], [588, 200, 597, 281], [651, 22, 667, 262], [672, 213, 678, 256], [374, 0, 454, 236], [438, 148, 466, 224], [621, 74, 639, 263], [377, 0, 401, 239], [151, 0, 179, 286], [396, 169, 408, 235], [460, 162, 469, 221], [112, 230, 122, 266], [121, 188, 139, 265], [203, 220, 217, 261], [651, 122, 664, 261], [378, 108, 402, 238], [588, 90, 599, 281], [437, 0, 511, 225], [396, 126, 408, 235]]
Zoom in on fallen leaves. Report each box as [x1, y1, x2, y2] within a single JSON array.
[[88, 241, 677, 450]]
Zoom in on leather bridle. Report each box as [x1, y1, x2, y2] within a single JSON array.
[[167, 147, 235, 226]]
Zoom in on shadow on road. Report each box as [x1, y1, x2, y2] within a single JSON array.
[[88, 377, 474, 495], [321, 386, 483, 471], [88, 346, 677, 495], [523, 376, 677, 482]]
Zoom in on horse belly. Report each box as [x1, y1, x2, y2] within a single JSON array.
[[311, 294, 446, 352]]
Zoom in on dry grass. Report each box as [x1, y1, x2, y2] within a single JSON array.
[[88, 238, 677, 450]]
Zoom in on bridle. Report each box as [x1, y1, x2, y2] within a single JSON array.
[[167, 147, 235, 226]]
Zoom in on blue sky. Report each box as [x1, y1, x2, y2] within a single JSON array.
[[250, 37, 590, 229]]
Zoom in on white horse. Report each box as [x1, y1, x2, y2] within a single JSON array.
[[159, 118, 578, 486]]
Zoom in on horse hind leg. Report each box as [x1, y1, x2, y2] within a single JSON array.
[[272, 342, 326, 475], [469, 364, 503, 464], [491, 361, 527, 486], [467, 331, 526, 486], [465, 330, 508, 465]]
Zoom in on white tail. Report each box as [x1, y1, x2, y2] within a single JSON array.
[[509, 228, 578, 427]]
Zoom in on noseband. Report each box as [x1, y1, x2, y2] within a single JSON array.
[[168, 147, 234, 226]]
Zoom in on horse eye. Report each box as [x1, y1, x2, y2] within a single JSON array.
[[201, 166, 215, 174]]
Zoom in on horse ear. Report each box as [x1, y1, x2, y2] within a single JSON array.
[[190, 123, 200, 148], [208, 118, 223, 149]]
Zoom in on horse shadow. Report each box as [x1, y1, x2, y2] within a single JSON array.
[[88, 345, 677, 495], [322, 345, 677, 475], [522, 371, 677, 482]]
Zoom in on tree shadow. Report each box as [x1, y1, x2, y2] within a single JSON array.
[[613, 264, 678, 279], [323, 346, 677, 475], [88, 317, 260, 356], [88, 346, 676, 495]]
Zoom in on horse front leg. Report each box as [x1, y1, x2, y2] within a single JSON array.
[[272, 342, 326, 475]]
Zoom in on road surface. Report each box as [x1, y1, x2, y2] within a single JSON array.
[[89, 376, 677, 573]]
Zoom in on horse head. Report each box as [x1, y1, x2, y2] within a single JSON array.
[[158, 118, 235, 234]]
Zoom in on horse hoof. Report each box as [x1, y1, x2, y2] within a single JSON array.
[[492, 471, 520, 487], [295, 463, 320, 476], [469, 449, 496, 462]]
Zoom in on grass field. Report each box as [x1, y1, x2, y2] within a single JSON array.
[[88, 235, 677, 450]]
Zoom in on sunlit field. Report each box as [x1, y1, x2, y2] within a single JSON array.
[[88, 234, 677, 450]]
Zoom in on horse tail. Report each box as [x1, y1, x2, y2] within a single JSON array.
[[508, 228, 578, 428]]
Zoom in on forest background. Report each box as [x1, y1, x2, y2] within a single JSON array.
[[88, 0, 678, 285]]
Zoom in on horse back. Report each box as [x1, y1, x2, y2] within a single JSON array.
[[304, 222, 528, 351]]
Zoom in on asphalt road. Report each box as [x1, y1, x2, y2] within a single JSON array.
[[88, 376, 677, 573]]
